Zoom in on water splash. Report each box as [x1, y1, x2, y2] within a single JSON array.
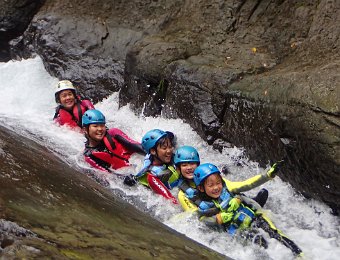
[[0, 57, 339, 260]]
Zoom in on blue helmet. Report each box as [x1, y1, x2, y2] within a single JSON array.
[[193, 163, 220, 186], [82, 109, 106, 126], [174, 146, 200, 166], [141, 129, 174, 153]]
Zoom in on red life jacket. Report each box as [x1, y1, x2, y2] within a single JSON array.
[[54, 99, 94, 128], [88, 132, 133, 170]]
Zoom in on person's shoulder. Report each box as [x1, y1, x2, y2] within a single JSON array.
[[107, 128, 125, 135], [223, 177, 232, 186], [79, 98, 95, 109]]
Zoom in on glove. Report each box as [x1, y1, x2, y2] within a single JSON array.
[[123, 174, 137, 186], [267, 160, 284, 178], [216, 212, 234, 224], [227, 197, 241, 212]]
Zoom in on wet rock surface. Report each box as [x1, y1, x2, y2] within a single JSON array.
[[0, 0, 45, 61], [4, 0, 340, 212], [0, 125, 227, 259], [0, 219, 36, 254]]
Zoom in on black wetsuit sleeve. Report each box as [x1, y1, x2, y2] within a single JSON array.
[[114, 134, 146, 155], [53, 106, 61, 120]]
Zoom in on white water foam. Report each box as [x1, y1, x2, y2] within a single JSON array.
[[0, 57, 339, 260]]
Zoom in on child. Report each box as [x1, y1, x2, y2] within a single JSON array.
[[192, 163, 303, 256], [53, 80, 95, 129], [82, 109, 145, 173], [174, 146, 268, 211], [172, 146, 200, 207], [124, 129, 179, 188]]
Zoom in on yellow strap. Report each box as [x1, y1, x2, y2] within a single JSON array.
[[167, 165, 180, 184]]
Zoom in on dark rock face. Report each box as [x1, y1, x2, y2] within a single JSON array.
[[0, 0, 45, 61], [10, 0, 184, 102], [121, 1, 340, 213], [7, 0, 340, 212]]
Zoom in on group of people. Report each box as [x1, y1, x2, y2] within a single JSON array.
[[53, 80, 303, 257]]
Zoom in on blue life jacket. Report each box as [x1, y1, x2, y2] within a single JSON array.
[[226, 206, 256, 235], [176, 178, 197, 199]]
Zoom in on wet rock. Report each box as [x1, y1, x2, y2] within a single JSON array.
[[120, 0, 340, 213], [10, 14, 126, 102], [7, 0, 340, 212], [10, 0, 184, 102], [0, 219, 36, 253], [0, 0, 45, 61]]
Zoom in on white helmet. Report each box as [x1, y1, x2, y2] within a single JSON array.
[[55, 80, 76, 103]]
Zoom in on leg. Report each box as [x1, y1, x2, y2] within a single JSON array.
[[242, 228, 268, 249], [252, 188, 268, 207], [254, 215, 303, 256]]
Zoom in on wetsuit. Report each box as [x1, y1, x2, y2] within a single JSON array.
[[134, 154, 180, 189], [192, 182, 303, 256], [177, 172, 272, 211], [84, 128, 145, 172], [54, 98, 94, 129]]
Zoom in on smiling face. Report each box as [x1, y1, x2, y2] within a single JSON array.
[[200, 173, 223, 199], [87, 124, 106, 146], [59, 90, 76, 110], [151, 137, 173, 165], [179, 162, 198, 180]]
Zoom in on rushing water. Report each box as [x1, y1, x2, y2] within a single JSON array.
[[0, 57, 339, 260]]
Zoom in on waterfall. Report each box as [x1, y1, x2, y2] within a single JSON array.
[[0, 57, 339, 260]]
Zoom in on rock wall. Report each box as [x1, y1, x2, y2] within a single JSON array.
[[3, 0, 340, 212], [0, 0, 45, 61], [120, 0, 340, 213]]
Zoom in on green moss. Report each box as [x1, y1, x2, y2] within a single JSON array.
[[60, 249, 92, 260]]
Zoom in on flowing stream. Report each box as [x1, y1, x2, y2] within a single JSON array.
[[0, 57, 339, 260]]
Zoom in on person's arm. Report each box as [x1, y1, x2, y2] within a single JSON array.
[[108, 128, 146, 155], [226, 161, 284, 193], [198, 209, 234, 228], [114, 134, 146, 155], [83, 148, 111, 173], [225, 174, 270, 193], [84, 155, 111, 173], [199, 215, 220, 227]]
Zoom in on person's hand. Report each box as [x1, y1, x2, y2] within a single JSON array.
[[123, 174, 137, 186], [267, 160, 284, 178], [227, 197, 241, 212], [216, 212, 234, 224]]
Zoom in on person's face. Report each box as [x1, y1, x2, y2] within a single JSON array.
[[59, 90, 75, 110], [179, 162, 198, 180], [88, 124, 106, 142], [201, 173, 223, 199], [151, 138, 173, 165]]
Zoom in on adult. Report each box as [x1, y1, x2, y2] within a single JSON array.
[[53, 80, 95, 129]]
